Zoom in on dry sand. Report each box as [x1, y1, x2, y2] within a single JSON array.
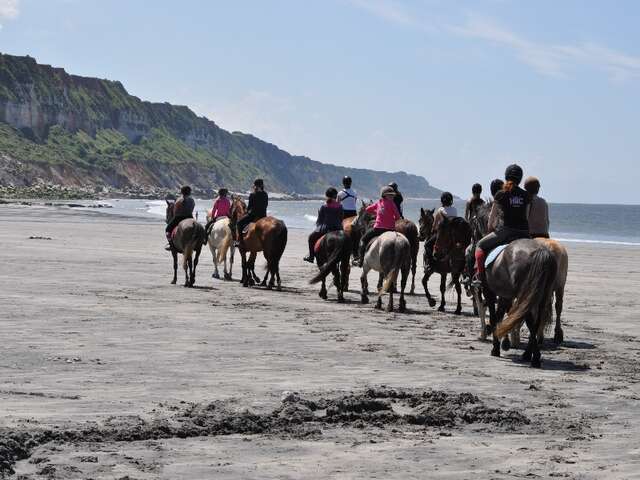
[[1, 205, 639, 479]]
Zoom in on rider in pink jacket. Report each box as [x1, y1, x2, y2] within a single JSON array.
[[355, 186, 400, 266]]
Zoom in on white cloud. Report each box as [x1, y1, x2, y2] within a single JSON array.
[[0, 0, 19, 19], [452, 14, 640, 81], [349, 0, 416, 27]]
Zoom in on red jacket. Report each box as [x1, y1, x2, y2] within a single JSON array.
[[366, 198, 400, 230]]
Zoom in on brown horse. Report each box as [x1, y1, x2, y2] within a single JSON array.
[[229, 196, 288, 290], [309, 230, 351, 302], [165, 201, 206, 287], [418, 208, 472, 314]]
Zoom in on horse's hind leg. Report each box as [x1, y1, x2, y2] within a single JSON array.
[[409, 255, 416, 295], [438, 274, 446, 312], [474, 288, 488, 340], [422, 271, 436, 307], [211, 245, 220, 279], [453, 274, 462, 315], [554, 289, 564, 344], [319, 277, 328, 300], [360, 267, 369, 304], [399, 266, 409, 312], [184, 255, 192, 287], [486, 293, 500, 357], [191, 248, 201, 287], [524, 313, 542, 367], [171, 251, 178, 284]]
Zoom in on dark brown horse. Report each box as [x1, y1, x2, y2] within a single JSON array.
[[309, 230, 351, 302], [395, 218, 419, 294], [165, 201, 206, 287], [418, 208, 471, 314], [229, 196, 288, 290]]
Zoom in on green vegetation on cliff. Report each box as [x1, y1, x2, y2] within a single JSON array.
[[0, 53, 443, 198]]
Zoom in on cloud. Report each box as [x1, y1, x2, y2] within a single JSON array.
[[348, 0, 418, 28], [452, 14, 640, 81], [0, 0, 19, 19]]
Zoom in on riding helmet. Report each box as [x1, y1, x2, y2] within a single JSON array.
[[180, 185, 192, 196], [440, 191, 454, 206], [524, 176, 540, 195], [381, 186, 396, 197], [472, 183, 482, 195], [504, 164, 524, 184], [326, 187, 338, 199], [253, 178, 264, 189], [490, 179, 504, 197], [342, 176, 352, 188], [218, 188, 229, 197], [388, 182, 398, 191]]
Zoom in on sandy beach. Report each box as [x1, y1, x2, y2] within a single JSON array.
[[1, 205, 639, 479]]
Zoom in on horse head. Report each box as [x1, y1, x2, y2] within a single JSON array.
[[165, 200, 175, 224], [229, 196, 247, 228], [354, 200, 373, 233], [418, 208, 434, 241], [433, 217, 472, 262]]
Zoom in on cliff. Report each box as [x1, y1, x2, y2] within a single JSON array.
[[0, 53, 443, 198]]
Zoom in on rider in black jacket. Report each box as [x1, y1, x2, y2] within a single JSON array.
[[236, 179, 268, 240]]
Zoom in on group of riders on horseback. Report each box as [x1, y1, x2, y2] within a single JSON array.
[[164, 163, 563, 367]]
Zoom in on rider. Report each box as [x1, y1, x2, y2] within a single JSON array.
[[337, 176, 358, 219], [465, 183, 485, 221], [473, 165, 530, 286], [424, 192, 458, 268], [524, 176, 550, 239], [487, 178, 505, 232], [303, 187, 344, 263], [355, 186, 401, 267], [165, 185, 195, 250], [235, 179, 268, 244], [205, 188, 231, 234], [388, 182, 404, 218]]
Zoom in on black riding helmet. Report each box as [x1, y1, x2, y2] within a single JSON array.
[[505, 164, 524, 184], [472, 183, 482, 195], [218, 188, 228, 197], [440, 191, 454, 206], [388, 182, 398, 191], [180, 185, 192, 196], [342, 176, 352, 188], [490, 179, 504, 197], [253, 178, 264, 190], [325, 187, 338, 199]]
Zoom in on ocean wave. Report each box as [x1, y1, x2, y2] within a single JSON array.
[[146, 200, 166, 218], [304, 214, 317, 222], [554, 237, 640, 246]]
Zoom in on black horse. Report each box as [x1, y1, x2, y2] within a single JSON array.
[[309, 231, 351, 303]]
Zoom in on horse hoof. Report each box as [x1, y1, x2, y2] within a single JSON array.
[[531, 359, 542, 368], [491, 347, 500, 357], [454, 308, 462, 315], [361, 296, 369, 304], [428, 299, 436, 308], [212, 273, 220, 279], [399, 303, 406, 313], [171, 280, 176, 285], [337, 296, 345, 303], [522, 351, 532, 362], [375, 304, 382, 310], [319, 292, 327, 300], [484, 325, 493, 336], [437, 305, 445, 312], [554, 330, 564, 345], [501, 338, 511, 351]]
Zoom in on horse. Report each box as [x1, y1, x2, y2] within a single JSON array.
[[165, 201, 207, 287], [229, 196, 288, 290], [429, 216, 472, 314], [309, 230, 351, 302], [469, 204, 568, 347], [418, 208, 471, 314], [395, 218, 420, 294], [205, 212, 235, 281], [354, 208, 411, 312]]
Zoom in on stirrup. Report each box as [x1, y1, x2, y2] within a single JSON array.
[[303, 255, 314, 264], [470, 273, 483, 288]]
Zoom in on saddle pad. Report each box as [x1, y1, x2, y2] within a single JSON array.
[[314, 234, 326, 254], [485, 244, 508, 268]]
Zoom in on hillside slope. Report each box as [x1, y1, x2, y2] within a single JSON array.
[[0, 53, 442, 198]]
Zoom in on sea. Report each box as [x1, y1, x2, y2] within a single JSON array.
[[64, 197, 640, 246]]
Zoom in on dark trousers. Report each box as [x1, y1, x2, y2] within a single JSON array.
[[237, 214, 260, 235], [165, 215, 191, 234], [308, 231, 323, 258], [359, 228, 392, 260], [477, 227, 529, 253]]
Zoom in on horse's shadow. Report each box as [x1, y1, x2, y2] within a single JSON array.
[[503, 353, 591, 372], [190, 285, 217, 291]]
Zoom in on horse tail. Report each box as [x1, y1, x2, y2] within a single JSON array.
[[379, 234, 405, 294], [496, 247, 557, 338], [268, 221, 288, 271], [309, 235, 346, 284]]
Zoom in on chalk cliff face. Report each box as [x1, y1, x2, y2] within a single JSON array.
[[0, 53, 443, 198]]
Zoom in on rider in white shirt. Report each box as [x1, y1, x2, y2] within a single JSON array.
[[337, 176, 358, 219]]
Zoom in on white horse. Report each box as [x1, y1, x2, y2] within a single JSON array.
[[206, 216, 235, 280], [360, 231, 411, 312]]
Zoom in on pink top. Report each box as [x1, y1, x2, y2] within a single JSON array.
[[366, 197, 400, 230], [212, 197, 231, 218]]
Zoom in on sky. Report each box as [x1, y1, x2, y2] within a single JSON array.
[[1, 0, 639, 204]]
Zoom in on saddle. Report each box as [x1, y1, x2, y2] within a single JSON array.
[[485, 244, 508, 268], [314, 234, 326, 254]]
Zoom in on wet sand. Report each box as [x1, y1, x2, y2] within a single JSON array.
[[1, 205, 639, 479]]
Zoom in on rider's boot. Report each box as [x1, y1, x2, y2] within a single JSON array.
[[303, 255, 315, 263], [164, 232, 173, 251], [470, 248, 486, 288]]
